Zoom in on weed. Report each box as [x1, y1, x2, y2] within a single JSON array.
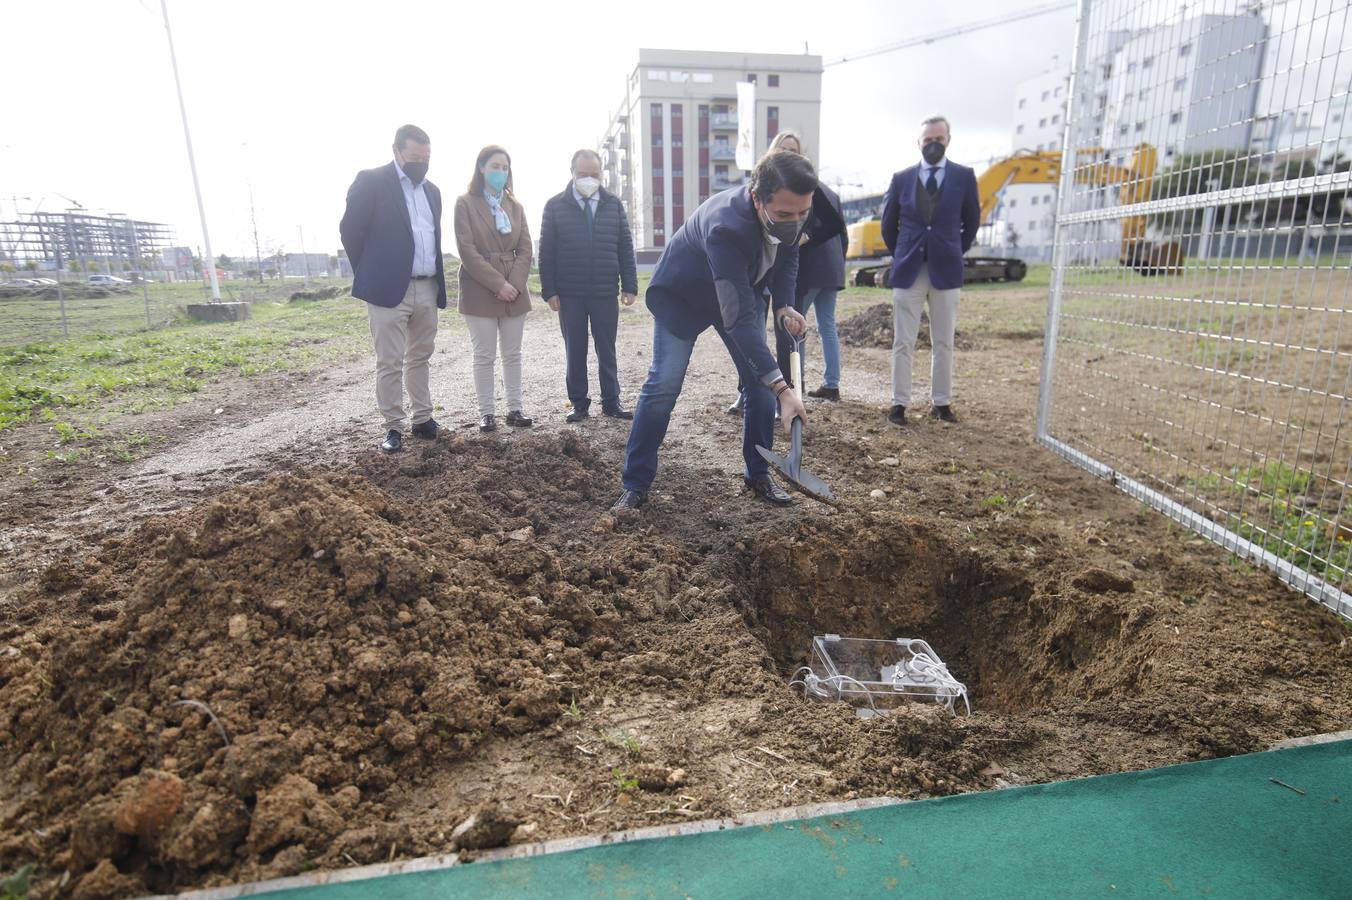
[[981, 494, 1009, 511], [612, 768, 639, 793], [0, 863, 33, 899], [564, 696, 582, 721], [603, 730, 642, 757]]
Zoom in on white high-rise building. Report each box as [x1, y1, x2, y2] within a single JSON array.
[[601, 48, 823, 259], [991, 13, 1267, 261]]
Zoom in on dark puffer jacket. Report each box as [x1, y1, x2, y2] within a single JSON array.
[[538, 184, 639, 302]]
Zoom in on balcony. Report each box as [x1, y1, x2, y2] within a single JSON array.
[[710, 113, 738, 129], [711, 175, 744, 190], [711, 144, 736, 160]]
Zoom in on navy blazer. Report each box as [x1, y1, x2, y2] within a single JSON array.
[[339, 162, 448, 309], [646, 186, 800, 386], [880, 162, 981, 291]]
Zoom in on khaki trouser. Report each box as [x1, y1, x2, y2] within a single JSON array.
[[891, 264, 960, 407], [367, 278, 439, 431], [464, 312, 528, 416]]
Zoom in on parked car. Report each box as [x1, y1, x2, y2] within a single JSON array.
[[1, 279, 42, 287], [88, 274, 132, 285], [31, 278, 59, 286]]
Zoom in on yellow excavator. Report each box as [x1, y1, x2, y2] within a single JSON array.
[[848, 143, 1184, 286]]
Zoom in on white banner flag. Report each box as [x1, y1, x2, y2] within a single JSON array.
[[735, 81, 756, 172]]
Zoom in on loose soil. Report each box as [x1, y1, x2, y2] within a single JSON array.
[[837, 302, 976, 350], [2, 285, 1350, 898]]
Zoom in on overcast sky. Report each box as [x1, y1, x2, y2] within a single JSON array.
[[3, 0, 1077, 259]]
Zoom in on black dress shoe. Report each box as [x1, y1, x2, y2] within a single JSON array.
[[479, 415, 496, 433], [726, 394, 744, 415], [745, 475, 793, 506], [505, 410, 533, 427], [888, 405, 907, 426], [566, 409, 590, 423], [611, 489, 646, 510], [808, 386, 840, 401], [411, 418, 439, 439], [602, 405, 634, 420], [930, 405, 959, 423], [380, 430, 402, 453]]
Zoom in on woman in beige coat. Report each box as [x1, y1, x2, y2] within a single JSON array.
[[454, 145, 535, 432]]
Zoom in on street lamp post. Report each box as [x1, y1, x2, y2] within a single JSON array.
[[160, 0, 221, 302]]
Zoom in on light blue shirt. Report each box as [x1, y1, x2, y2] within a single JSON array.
[[395, 159, 437, 277], [572, 183, 599, 216], [919, 156, 948, 191]]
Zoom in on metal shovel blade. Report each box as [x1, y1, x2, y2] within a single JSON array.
[[756, 416, 836, 504]]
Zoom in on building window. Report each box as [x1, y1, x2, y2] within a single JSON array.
[[1051, 114, 1059, 124], [1165, 145, 1176, 156], [1018, 98, 1027, 109], [1039, 118, 1047, 128], [767, 106, 779, 144], [1142, 55, 1154, 69], [1016, 124, 1025, 134], [768, 74, 780, 87], [1127, 61, 1137, 73], [746, 73, 757, 83], [1174, 78, 1186, 91], [1169, 111, 1182, 124], [647, 70, 667, 81], [1135, 121, 1145, 132], [1179, 43, 1191, 57], [1055, 86, 1063, 97], [1031, 196, 1039, 206], [652, 166, 663, 177], [1118, 124, 1129, 136], [1041, 90, 1050, 101], [1008, 199, 1017, 208], [1139, 89, 1149, 101], [1028, 221, 1037, 230], [1044, 194, 1051, 203], [670, 71, 690, 83], [693, 72, 713, 83]]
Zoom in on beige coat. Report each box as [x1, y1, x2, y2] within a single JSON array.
[[453, 191, 534, 318]]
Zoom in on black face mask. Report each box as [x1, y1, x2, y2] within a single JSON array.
[[922, 141, 946, 166], [400, 159, 429, 185]]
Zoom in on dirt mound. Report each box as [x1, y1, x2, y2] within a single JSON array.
[[289, 285, 350, 302], [838, 303, 976, 350], [0, 433, 675, 896]]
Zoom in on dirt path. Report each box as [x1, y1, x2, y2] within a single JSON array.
[[2, 293, 1350, 898]]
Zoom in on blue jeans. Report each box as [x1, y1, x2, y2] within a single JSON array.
[[622, 318, 776, 494], [803, 287, 841, 389]]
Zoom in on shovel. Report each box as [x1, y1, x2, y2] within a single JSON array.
[[755, 336, 836, 504]]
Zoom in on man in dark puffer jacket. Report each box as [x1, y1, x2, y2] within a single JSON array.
[[540, 149, 640, 421]]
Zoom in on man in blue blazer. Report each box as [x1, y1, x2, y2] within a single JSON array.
[[340, 124, 449, 453], [612, 152, 813, 510], [880, 116, 980, 426]]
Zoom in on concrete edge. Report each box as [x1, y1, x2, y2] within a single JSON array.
[[1268, 729, 1352, 750], [170, 795, 905, 898]]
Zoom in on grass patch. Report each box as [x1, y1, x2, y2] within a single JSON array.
[[0, 290, 370, 435]]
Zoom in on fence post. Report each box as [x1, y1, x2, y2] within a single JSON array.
[[1036, 0, 1094, 441]]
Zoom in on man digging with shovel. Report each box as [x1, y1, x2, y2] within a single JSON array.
[[612, 151, 824, 511]]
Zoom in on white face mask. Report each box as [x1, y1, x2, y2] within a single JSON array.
[[574, 176, 600, 198]]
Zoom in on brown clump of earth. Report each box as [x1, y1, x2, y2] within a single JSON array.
[[838, 302, 977, 350], [2, 430, 1351, 897]]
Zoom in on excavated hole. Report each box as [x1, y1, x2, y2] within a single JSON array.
[[743, 521, 1150, 715]]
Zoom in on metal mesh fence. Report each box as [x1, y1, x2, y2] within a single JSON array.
[[1039, 0, 1352, 620]]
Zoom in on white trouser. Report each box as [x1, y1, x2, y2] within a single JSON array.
[[367, 279, 439, 431], [464, 312, 528, 416], [891, 264, 960, 407]]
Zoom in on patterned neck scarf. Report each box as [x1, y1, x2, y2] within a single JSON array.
[[483, 190, 513, 235]]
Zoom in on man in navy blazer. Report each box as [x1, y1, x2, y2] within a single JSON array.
[[612, 152, 813, 511], [340, 124, 449, 453], [880, 115, 980, 427]]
